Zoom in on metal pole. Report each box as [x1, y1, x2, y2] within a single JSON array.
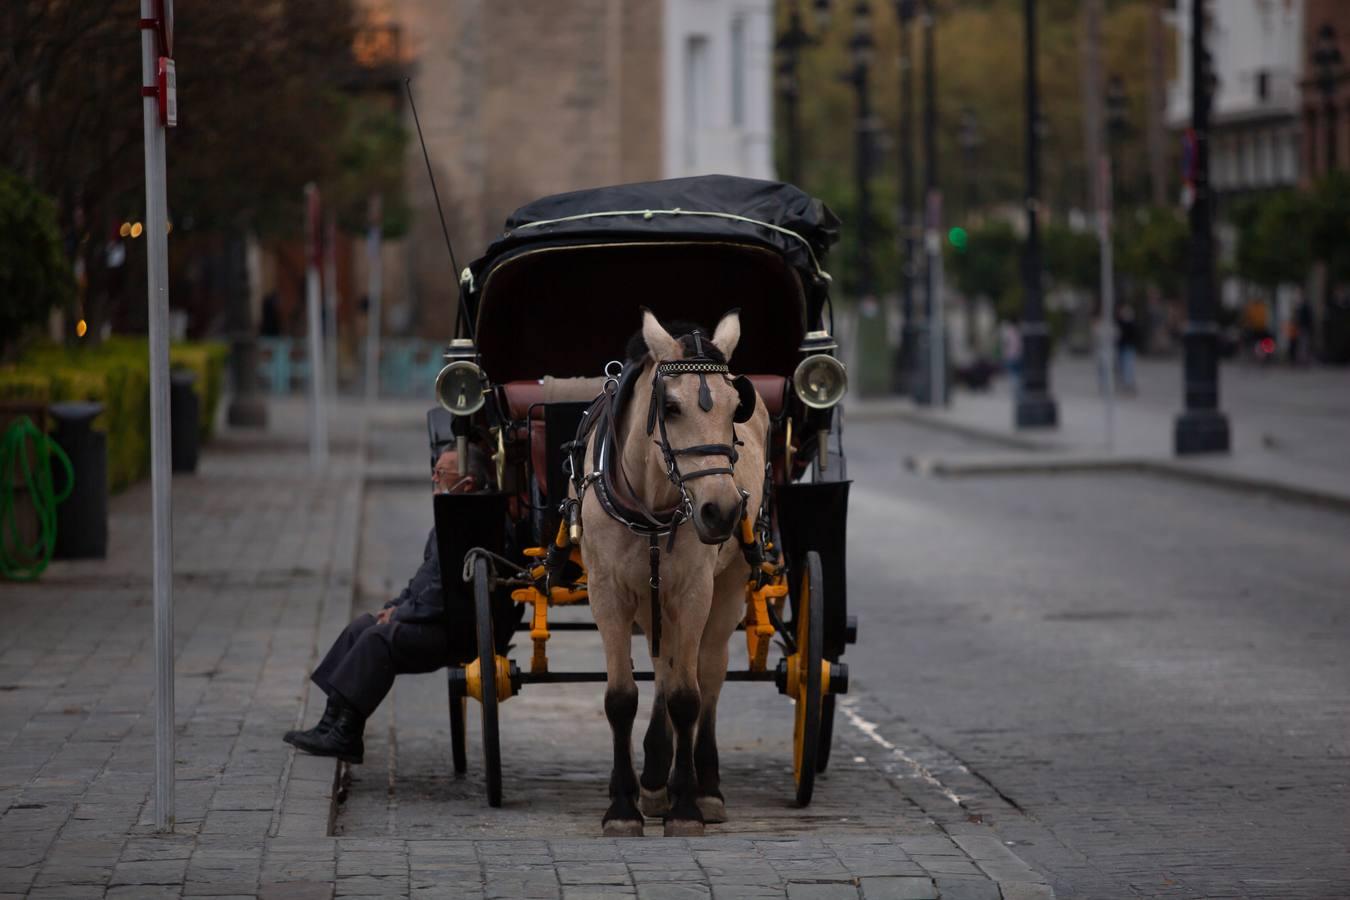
[[896, 2, 917, 393], [364, 194, 383, 405], [305, 184, 328, 468], [323, 212, 339, 406], [1014, 0, 1058, 428], [138, 0, 175, 833], [854, 58, 874, 301], [919, 1, 943, 406], [928, 189, 945, 406], [1098, 153, 1116, 450], [1173, 0, 1229, 454]]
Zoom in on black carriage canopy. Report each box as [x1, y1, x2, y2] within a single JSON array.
[[464, 175, 841, 383]]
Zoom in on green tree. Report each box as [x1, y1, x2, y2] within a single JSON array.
[[1231, 191, 1312, 291], [0, 169, 74, 358], [948, 220, 1022, 319], [1116, 205, 1187, 300]]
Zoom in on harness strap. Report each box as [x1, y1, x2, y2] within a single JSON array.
[[648, 536, 662, 658]]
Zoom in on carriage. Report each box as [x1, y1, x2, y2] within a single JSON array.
[[428, 174, 855, 814]]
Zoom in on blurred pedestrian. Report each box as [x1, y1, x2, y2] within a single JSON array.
[[1293, 300, 1314, 365], [999, 319, 1022, 390], [1116, 305, 1138, 395], [283, 446, 489, 764]]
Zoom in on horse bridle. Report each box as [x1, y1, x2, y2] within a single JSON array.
[[568, 334, 756, 657]]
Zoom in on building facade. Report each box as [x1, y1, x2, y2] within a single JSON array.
[[355, 0, 774, 338], [1301, 0, 1350, 179], [1167, 0, 1304, 197]]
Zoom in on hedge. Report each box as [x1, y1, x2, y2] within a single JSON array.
[[0, 339, 228, 493]]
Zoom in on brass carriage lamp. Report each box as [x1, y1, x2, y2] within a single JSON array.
[[792, 331, 847, 470], [435, 338, 487, 475]]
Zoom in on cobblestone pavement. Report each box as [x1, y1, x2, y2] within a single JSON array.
[[0, 402, 1055, 899]]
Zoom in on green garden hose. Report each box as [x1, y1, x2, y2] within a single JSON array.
[[0, 416, 74, 581]]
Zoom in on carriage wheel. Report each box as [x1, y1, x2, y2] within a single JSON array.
[[448, 683, 467, 775], [792, 551, 824, 807], [816, 694, 836, 773], [473, 557, 504, 807]]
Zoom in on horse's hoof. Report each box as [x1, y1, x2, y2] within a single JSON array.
[[639, 786, 670, 818], [602, 818, 645, 837], [663, 817, 705, 837], [697, 795, 727, 824]]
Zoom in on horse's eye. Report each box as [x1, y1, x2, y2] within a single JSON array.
[[664, 401, 681, 418]]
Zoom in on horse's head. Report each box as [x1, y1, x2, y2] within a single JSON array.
[[635, 309, 753, 545]]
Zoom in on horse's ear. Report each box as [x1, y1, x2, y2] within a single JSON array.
[[712, 309, 741, 360], [641, 308, 681, 361]]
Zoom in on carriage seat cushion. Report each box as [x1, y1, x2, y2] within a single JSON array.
[[502, 377, 608, 421], [502, 374, 786, 421]]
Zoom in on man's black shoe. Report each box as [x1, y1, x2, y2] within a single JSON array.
[[283, 694, 343, 747], [288, 700, 366, 764]]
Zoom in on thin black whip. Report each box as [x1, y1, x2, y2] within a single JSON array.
[[405, 78, 475, 340]]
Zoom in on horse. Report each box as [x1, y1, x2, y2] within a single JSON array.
[[575, 309, 769, 837]]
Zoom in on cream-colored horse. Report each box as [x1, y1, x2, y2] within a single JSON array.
[[578, 310, 768, 837]]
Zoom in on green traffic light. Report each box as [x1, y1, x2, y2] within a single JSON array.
[[948, 226, 968, 251]]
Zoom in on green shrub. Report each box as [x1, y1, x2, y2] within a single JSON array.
[[2, 338, 226, 492]]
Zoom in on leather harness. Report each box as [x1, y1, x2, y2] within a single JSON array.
[[563, 339, 752, 658]]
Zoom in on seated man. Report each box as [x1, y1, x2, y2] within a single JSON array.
[[283, 446, 485, 763]]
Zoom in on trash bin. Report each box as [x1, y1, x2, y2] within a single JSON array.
[[50, 402, 107, 560], [171, 369, 199, 473]]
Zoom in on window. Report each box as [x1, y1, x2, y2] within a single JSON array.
[[685, 35, 710, 168], [731, 16, 746, 127]]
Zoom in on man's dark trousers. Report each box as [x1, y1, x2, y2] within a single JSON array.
[[311, 614, 450, 717]]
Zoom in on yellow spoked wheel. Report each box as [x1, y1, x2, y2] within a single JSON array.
[[791, 551, 824, 807], [473, 557, 503, 808]]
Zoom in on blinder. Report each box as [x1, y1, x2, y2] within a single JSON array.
[[732, 375, 757, 424]]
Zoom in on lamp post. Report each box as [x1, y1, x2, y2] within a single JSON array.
[[894, 0, 918, 394], [847, 0, 876, 304], [913, 0, 944, 406], [1313, 23, 1343, 175], [776, 0, 832, 187], [1173, 0, 1229, 454], [1097, 74, 1128, 449], [1015, 0, 1058, 428]]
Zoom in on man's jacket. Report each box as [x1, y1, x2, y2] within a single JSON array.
[[384, 529, 444, 624]]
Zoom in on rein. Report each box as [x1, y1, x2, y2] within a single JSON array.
[[567, 347, 746, 658]]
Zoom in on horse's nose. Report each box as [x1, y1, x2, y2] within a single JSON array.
[[697, 501, 738, 541]]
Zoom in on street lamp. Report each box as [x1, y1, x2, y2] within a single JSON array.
[[894, 0, 918, 394], [1173, 0, 1229, 454], [1312, 23, 1342, 175], [846, 0, 876, 303], [1097, 74, 1128, 448], [776, 0, 833, 187], [1015, 0, 1057, 428]]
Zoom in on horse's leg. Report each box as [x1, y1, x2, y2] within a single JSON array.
[[694, 562, 747, 824], [638, 687, 672, 817], [660, 590, 713, 837], [592, 575, 643, 837]]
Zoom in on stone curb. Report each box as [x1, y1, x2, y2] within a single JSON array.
[[881, 406, 1350, 513]]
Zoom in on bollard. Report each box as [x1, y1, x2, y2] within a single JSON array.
[[50, 402, 108, 560], [170, 370, 199, 474]]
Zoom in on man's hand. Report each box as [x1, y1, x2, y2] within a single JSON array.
[[376, 607, 395, 625]]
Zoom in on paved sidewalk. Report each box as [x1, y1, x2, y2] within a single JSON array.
[[0, 400, 1056, 899], [855, 356, 1350, 507]]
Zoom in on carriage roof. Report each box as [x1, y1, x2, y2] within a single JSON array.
[[465, 175, 840, 383]]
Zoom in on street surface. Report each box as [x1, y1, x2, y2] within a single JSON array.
[[2, 391, 1347, 898], [842, 415, 1350, 897], [349, 405, 1350, 898]]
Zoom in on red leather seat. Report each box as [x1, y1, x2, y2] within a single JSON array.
[[747, 375, 788, 418]]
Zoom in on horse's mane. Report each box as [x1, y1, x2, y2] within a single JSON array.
[[624, 319, 728, 365]]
